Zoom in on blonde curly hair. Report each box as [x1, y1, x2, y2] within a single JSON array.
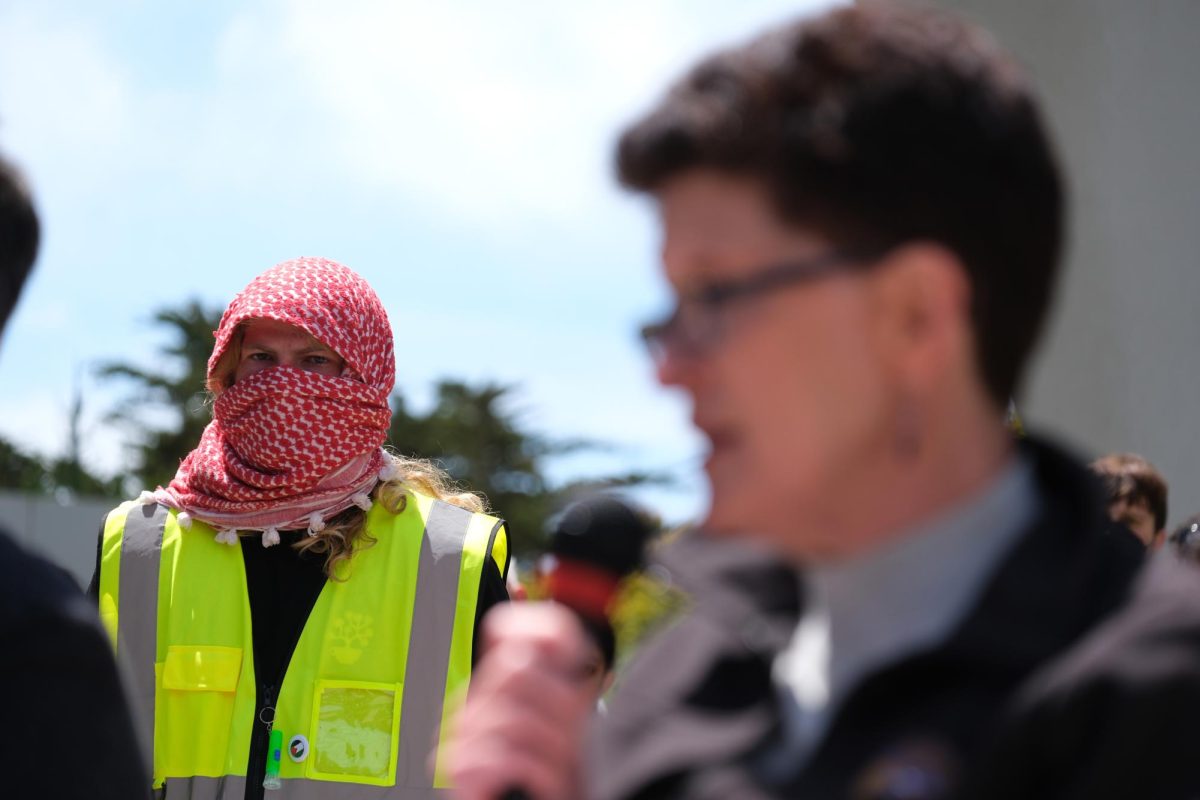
[[295, 451, 486, 579]]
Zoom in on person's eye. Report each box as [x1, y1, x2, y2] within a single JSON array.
[[247, 351, 274, 362], [305, 355, 330, 365]]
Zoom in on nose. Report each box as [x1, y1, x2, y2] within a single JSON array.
[[655, 345, 696, 390]]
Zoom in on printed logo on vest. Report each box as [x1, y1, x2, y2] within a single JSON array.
[[329, 612, 375, 665]]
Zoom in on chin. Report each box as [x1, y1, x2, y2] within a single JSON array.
[[703, 492, 776, 540], [700, 487, 745, 535], [703, 483, 825, 560]]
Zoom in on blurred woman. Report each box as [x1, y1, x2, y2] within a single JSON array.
[[93, 257, 509, 799], [444, 5, 1200, 799]]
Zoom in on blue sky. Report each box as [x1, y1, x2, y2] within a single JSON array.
[[0, 0, 835, 524]]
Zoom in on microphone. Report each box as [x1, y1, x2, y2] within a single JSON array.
[[499, 496, 652, 800], [544, 494, 653, 624]]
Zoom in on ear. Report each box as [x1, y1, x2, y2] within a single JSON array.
[[867, 242, 972, 389], [1152, 529, 1167, 550]]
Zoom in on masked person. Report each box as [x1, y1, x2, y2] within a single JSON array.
[[92, 257, 509, 798], [446, 4, 1200, 799]]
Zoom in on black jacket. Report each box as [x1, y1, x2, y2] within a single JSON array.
[[0, 527, 148, 799], [589, 438, 1197, 799]]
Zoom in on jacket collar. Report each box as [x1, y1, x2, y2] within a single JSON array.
[[592, 435, 1142, 799]]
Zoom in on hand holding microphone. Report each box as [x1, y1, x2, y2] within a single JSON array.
[[446, 496, 651, 800]]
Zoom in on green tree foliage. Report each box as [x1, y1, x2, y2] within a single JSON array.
[[389, 381, 668, 554], [0, 435, 123, 497], [0, 436, 46, 491], [0, 372, 125, 498], [46, 457, 125, 498], [98, 300, 222, 490]]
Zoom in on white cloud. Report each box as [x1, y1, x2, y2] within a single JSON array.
[[0, 390, 70, 458], [196, 0, 837, 234], [2, 0, 838, 235], [199, 1, 658, 232], [0, 6, 136, 190]]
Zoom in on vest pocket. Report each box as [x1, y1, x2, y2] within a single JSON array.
[[157, 645, 244, 777], [306, 679, 403, 786], [162, 645, 243, 692]]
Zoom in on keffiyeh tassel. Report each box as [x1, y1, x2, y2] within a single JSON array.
[[378, 459, 402, 482]]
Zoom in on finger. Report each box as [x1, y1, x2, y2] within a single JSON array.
[[482, 603, 588, 671], [478, 646, 593, 722], [449, 678, 588, 799], [457, 697, 584, 771], [452, 746, 573, 800]]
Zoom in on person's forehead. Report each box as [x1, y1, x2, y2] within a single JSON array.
[[656, 170, 829, 283], [1112, 495, 1152, 514], [241, 318, 332, 349]]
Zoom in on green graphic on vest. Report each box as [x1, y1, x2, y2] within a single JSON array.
[[329, 612, 376, 665]]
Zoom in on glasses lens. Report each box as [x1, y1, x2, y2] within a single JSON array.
[[639, 303, 721, 363], [639, 316, 671, 362]]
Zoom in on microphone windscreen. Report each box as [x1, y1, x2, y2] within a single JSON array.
[[546, 496, 653, 623], [550, 495, 652, 577]]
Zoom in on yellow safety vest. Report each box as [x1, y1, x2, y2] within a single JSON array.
[[98, 492, 508, 798]]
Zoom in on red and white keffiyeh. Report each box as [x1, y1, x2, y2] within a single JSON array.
[[153, 257, 396, 543]]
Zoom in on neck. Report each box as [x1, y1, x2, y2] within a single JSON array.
[[802, 392, 1016, 562]]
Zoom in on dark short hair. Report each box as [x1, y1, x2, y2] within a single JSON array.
[[1090, 453, 1169, 532], [0, 154, 39, 333], [616, 2, 1064, 406]]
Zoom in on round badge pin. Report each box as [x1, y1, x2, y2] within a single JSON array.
[[288, 734, 310, 763]]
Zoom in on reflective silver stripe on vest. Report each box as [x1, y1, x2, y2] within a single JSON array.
[[119, 502, 169, 774], [395, 500, 472, 791], [279, 779, 456, 799], [165, 776, 454, 799], [160, 775, 246, 799]]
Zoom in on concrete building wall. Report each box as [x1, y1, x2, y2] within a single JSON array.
[[0, 490, 112, 586], [936, 0, 1200, 527]]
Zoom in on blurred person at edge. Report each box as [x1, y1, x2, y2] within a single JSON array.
[[0, 155, 147, 797], [87, 257, 510, 798], [1090, 452, 1169, 548], [446, 4, 1200, 799], [1169, 514, 1200, 563]]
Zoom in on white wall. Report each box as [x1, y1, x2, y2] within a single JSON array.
[[936, 0, 1200, 527], [0, 490, 113, 587]]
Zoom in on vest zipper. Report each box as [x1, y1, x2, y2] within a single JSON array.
[[245, 683, 277, 800], [245, 604, 316, 800]]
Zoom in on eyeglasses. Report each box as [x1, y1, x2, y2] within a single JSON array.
[[639, 249, 880, 363]]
